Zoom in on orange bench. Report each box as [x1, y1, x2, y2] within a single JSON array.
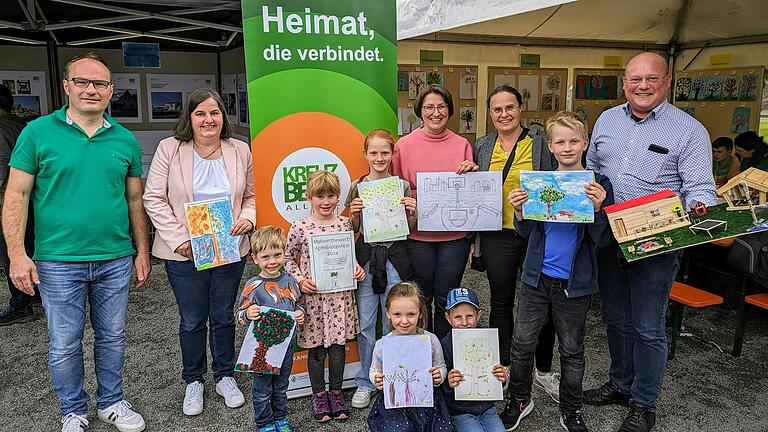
[[733, 293, 768, 356], [668, 281, 724, 360]]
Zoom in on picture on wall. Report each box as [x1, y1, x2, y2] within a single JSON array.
[[518, 75, 539, 112], [590, 75, 604, 100], [574, 75, 590, 99], [237, 73, 248, 127], [739, 74, 759, 101], [575, 105, 588, 123], [675, 77, 691, 101], [151, 92, 183, 120], [731, 107, 750, 133], [110, 89, 139, 118], [146, 73, 215, 123], [398, 71, 409, 92], [703, 76, 723, 101], [398, 107, 420, 136], [12, 95, 41, 122], [16, 80, 30, 94], [408, 71, 427, 99], [0, 71, 49, 120], [426, 70, 443, 86], [460, 71, 477, 100], [690, 77, 705, 101], [493, 74, 515, 89], [603, 76, 618, 99], [459, 106, 477, 133], [239, 91, 248, 124], [2, 80, 15, 93], [223, 93, 237, 119], [221, 74, 238, 123], [722, 76, 739, 101]]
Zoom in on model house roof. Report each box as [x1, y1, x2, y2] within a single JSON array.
[[716, 168, 768, 195], [604, 189, 678, 214]]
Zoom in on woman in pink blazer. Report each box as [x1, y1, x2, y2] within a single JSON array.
[[143, 88, 255, 416]]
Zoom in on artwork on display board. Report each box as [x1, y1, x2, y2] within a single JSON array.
[[237, 73, 249, 127], [541, 75, 561, 111], [397, 71, 409, 91], [731, 107, 750, 133], [0, 70, 48, 123], [589, 75, 604, 100], [574, 75, 590, 99], [525, 117, 545, 135], [517, 75, 539, 112], [690, 77, 705, 101], [398, 107, 420, 136], [675, 77, 691, 101], [459, 71, 477, 100], [357, 176, 409, 243], [459, 106, 477, 133], [575, 105, 588, 123], [308, 231, 357, 293], [382, 334, 434, 409], [722, 76, 739, 101], [602, 76, 619, 100], [221, 74, 238, 124], [520, 170, 595, 223], [235, 306, 297, 375], [426, 70, 443, 86], [416, 171, 502, 231], [703, 76, 723, 101], [408, 71, 427, 100], [493, 74, 515, 89], [739, 74, 759, 101], [185, 197, 241, 271], [146, 73, 215, 123], [452, 328, 503, 402], [109, 73, 141, 123]]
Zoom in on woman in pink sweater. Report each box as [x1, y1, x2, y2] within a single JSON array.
[[392, 84, 477, 338]]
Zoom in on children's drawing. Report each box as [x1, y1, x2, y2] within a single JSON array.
[[358, 177, 410, 243], [518, 75, 539, 111], [459, 106, 477, 133], [235, 306, 296, 375], [382, 334, 433, 409], [575, 105, 588, 123], [541, 75, 561, 110], [603, 76, 618, 99], [426, 70, 443, 86], [731, 107, 750, 133], [575, 75, 590, 99], [675, 77, 691, 101], [493, 74, 515, 89], [409, 72, 427, 99], [703, 76, 723, 101], [722, 76, 739, 101], [398, 107, 420, 135], [452, 328, 503, 401], [739, 74, 758, 101], [185, 197, 240, 270], [397, 71, 409, 92], [690, 77, 705, 101], [590, 75, 604, 100], [520, 170, 595, 223], [527, 117, 545, 134], [416, 172, 502, 231], [459, 71, 477, 100]]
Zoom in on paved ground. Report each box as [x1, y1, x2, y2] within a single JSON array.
[[1, 259, 766, 432]]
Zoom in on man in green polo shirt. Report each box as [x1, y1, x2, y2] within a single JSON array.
[[3, 52, 150, 432]]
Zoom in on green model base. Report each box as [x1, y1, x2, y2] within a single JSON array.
[[619, 202, 768, 262]]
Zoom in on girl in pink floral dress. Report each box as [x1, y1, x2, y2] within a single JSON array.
[[285, 170, 365, 423]]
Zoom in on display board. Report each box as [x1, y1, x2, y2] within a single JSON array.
[[571, 68, 626, 133], [145, 73, 216, 123], [673, 66, 764, 139], [0, 70, 48, 123], [485, 67, 568, 136], [397, 64, 479, 144]]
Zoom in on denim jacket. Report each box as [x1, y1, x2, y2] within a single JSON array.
[[513, 174, 615, 298]]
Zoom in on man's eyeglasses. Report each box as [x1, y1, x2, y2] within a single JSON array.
[[422, 104, 448, 113], [67, 77, 112, 90], [491, 105, 519, 116], [625, 76, 664, 85]]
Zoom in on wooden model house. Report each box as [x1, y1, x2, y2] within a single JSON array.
[[716, 168, 768, 210], [603, 189, 690, 243]]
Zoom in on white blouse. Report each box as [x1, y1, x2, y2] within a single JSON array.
[[192, 150, 230, 202]]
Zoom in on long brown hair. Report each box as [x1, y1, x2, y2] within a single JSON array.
[[385, 281, 429, 329], [173, 87, 232, 142]]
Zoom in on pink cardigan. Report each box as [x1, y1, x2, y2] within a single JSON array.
[[143, 136, 256, 261]]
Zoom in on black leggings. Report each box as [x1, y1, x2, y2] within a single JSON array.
[[308, 344, 346, 393]]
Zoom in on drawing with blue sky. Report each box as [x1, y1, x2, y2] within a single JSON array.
[[520, 170, 594, 223]]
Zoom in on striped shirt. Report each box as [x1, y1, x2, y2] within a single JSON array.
[[587, 101, 716, 210]]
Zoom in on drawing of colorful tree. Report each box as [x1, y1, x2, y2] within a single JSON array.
[[740, 75, 758, 101], [723, 77, 739, 100], [521, 88, 531, 110], [384, 367, 418, 407], [459, 337, 494, 397], [539, 186, 565, 219], [591, 75, 604, 99], [249, 308, 294, 374], [675, 78, 691, 101], [410, 73, 426, 97], [691, 77, 704, 100], [426, 71, 443, 86], [706, 80, 722, 99], [460, 109, 476, 132], [575, 75, 590, 99]]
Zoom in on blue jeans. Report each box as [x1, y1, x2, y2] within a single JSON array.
[[252, 346, 294, 427], [36, 256, 133, 416], [597, 245, 681, 410], [165, 257, 246, 384], [451, 406, 506, 432], [355, 260, 401, 391], [407, 237, 471, 339]]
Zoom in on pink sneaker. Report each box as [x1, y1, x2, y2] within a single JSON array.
[[329, 389, 349, 421], [311, 391, 331, 423]]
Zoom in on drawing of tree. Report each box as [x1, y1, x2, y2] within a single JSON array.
[[459, 337, 494, 397], [691, 77, 705, 100], [723, 77, 739, 100], [732, 111, 747, 133], [546, 76, 560, 93], [460, 109, 475, 132], [539, 186, 565, 219], [521, 88, 531, 110], [249, 308, 294, 374], [675, 78, 691, 101], [384, 367, 418, 407], [591, 75, 604, 99], [575, 75, 590, 99], [740, 75, 758, 101], [706, 80, 722, 99], [426, 71, 442, 86], [410, 73, 426, 96]]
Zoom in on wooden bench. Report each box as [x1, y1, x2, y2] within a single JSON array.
[[733, 293, 768, 356], [668, 281, 724, 360]]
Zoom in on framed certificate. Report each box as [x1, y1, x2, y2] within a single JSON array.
[[308, 231, 356, 293]]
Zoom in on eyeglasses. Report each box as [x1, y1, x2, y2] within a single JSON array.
[[625, 76, 664, 85], [67, 77, 112, 90], [491, 105, 519, 116], [422, 104, 448, 113]]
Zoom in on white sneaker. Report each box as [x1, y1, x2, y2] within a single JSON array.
[[61, 413, 88, 432], [215, 376, 245, 408], [97, 400, 146, 432], [183, 381, 204, 416], [533, 370, 561, 403], [351, 388, 373, 408]]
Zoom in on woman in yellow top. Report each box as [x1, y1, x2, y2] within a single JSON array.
[[473, 85, 560, 398]]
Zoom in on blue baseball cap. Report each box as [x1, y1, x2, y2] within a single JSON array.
[[446, 287, 480, 311]]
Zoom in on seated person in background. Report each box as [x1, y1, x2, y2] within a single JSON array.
[[712, 137, 740, 187], [735, 131, 768, 171]]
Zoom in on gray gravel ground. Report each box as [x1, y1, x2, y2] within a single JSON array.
[[1, 260, 766, 432]]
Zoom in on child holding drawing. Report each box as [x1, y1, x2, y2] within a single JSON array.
[[235, 225, 305, 432], [284, 170, 365, 423], [367, 281, 451, 432], [345, 129, 418, 409], [441, 287, 507, 432], [503, 111, 614, 432]]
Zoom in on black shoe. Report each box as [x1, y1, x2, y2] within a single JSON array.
[[583, 381, 630, 407], [501, 398, 534, 430], [617, 403, 656, 432], [560, 410, 588, 432], [0, 304, 35, 326]]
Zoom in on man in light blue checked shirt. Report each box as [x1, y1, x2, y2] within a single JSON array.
[[584, 52, 716, 432]]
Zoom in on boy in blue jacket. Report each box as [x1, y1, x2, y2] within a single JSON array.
[[501, 111, 614, 432]]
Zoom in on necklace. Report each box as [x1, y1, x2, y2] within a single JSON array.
[[194, 141, 221, 159]]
